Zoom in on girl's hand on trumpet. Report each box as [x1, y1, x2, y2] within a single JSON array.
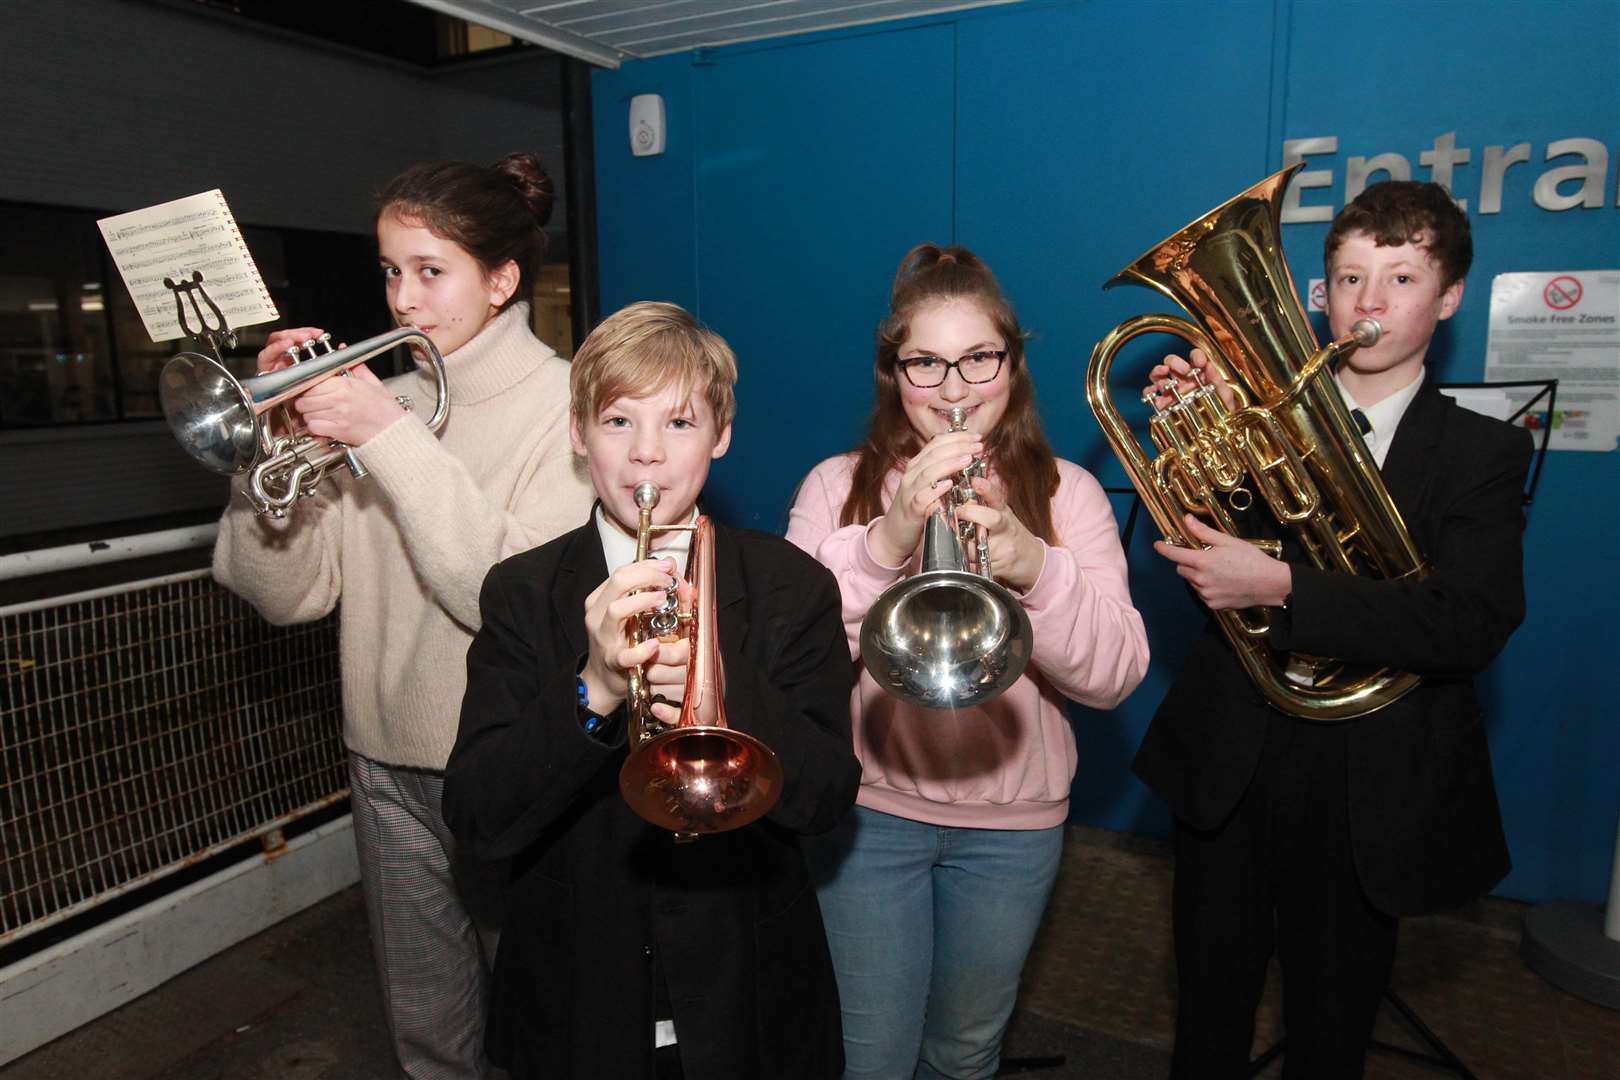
[[254, 327, 407, 446], [580, 557, 682, 717], [1145, 347, 1237, 411], [868, 429, 984, 566], [256, 327, 329, 374], [954, 475, 1045, 593], [292, 362, 407, 446]]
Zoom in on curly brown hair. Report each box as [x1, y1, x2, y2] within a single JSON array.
[[1325, 180, 1472, 288]]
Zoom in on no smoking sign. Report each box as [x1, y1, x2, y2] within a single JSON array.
[[1544, 275, 1583, 310], [1307, 278, 1328, 312]]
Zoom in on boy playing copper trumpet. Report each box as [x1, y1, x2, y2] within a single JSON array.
[[445, 301, 860, 1080]]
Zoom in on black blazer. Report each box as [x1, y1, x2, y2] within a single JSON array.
[[1134, 381, 1533, 915], [444, 513, 861, 1080]]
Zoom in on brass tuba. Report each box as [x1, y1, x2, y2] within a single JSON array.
[[1085, 163, 1427, 721], [859, 407, 1034, 710], [159, 327, 449, 517], [620, 482, 783, 840]]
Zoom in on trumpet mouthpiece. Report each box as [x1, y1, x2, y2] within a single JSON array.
[[949, 407, 967, 430], [634, 481, 661, 510], [1350, 318, 1381, 347]]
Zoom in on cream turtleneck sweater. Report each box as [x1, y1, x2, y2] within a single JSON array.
[[213, 303, 595, 769]]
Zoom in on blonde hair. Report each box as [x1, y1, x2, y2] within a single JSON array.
[[569, 301, 738, 430]]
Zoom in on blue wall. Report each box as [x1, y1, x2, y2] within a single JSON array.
[[593, 0, 1620, 905]]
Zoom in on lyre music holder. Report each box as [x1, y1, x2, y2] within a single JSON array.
[[164, 270, 237, 362]]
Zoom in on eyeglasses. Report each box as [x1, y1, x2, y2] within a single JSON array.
[[896, 350, 1007, 388]]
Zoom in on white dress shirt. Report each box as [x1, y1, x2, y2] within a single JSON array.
[[1336, 367, 1426, 470], [594, 503, 695, 577], [592, 501, 692, 1051]]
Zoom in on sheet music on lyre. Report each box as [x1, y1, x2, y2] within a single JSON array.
[[97, 190, 278, 343]]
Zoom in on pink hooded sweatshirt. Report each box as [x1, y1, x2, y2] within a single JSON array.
[[786, 454, 1150, 830]]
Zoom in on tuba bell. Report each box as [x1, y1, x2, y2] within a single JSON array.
[[159, 327, 449, 517], [620, 482, 783, 840], [859, 408, 1034, 710], [1085, 163, 1427, 721]]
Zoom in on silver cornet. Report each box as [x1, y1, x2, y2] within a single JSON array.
[[859, 408, 1033, 710], [159, 327, 448, 517]]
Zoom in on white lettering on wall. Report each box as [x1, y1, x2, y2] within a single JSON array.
[[1534, 138, 1609, 210], [1480, 143, 1532, 214], [1281, 134, 1617, 221], [1281, 136, 1337, 222], [1420, 132, 1472, 211]]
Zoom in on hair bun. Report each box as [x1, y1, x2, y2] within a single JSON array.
[[891, 242, 986, 300], [494, 152, 556, 228]]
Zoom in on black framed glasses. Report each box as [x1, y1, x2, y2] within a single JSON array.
[[896, 350, 1007, 388]]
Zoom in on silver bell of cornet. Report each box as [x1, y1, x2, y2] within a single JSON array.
[[159, 326, 448, 516], [859, 497, 1033, 711]]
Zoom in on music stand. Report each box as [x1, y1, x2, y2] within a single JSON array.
[[1435, 377, 1558, 508], [163, 270, 238, 362]]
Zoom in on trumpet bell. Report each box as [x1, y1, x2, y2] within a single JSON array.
[[619, 725, 784, 835], [860, 569, 1033, 710], [160, 351, 259, 475]]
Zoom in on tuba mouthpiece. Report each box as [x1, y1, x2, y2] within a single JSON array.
[[1350, 318, 1381, 348]]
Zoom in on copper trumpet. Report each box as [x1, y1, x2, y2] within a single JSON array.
[[619, 482, 783, 840]]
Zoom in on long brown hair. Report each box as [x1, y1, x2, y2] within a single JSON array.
[[840, 243, 1059, 543]]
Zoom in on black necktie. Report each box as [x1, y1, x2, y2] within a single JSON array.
[[1351, 408, 1372, 437]]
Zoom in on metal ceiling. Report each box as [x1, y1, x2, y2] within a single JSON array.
[[407, 0, 1023, 68]]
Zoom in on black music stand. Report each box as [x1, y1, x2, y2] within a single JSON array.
[[1436, 378, 1558, 509], [164, 270, 238, 362]]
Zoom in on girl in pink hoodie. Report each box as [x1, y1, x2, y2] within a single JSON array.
[[787, 243, 1149, 1079]]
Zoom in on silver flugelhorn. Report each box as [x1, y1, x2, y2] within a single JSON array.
[[859, 408, 1033, 710], [159, 327, 448, 517]]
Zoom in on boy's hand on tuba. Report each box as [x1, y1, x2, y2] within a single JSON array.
[[1145, 348, 1237, 411], [1153, 514, 1292, 611]]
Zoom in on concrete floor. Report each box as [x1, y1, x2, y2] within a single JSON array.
[[3, 827, 1617, 1079]]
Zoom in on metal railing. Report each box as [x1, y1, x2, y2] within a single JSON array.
[[1, 531, 346, 948]]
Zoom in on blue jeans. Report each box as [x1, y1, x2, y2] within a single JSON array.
[[804, 806, 1063, 1080]]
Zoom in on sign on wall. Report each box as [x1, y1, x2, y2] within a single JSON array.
[[1484, 270, 1619, 451]]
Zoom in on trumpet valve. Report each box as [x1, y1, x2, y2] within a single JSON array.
[[297, 334, 335, 362]]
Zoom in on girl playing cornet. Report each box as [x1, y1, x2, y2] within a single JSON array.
[[787, 244, 1150, 1079]]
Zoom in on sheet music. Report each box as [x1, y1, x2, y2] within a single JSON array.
[[97, 190, 278, 343]]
